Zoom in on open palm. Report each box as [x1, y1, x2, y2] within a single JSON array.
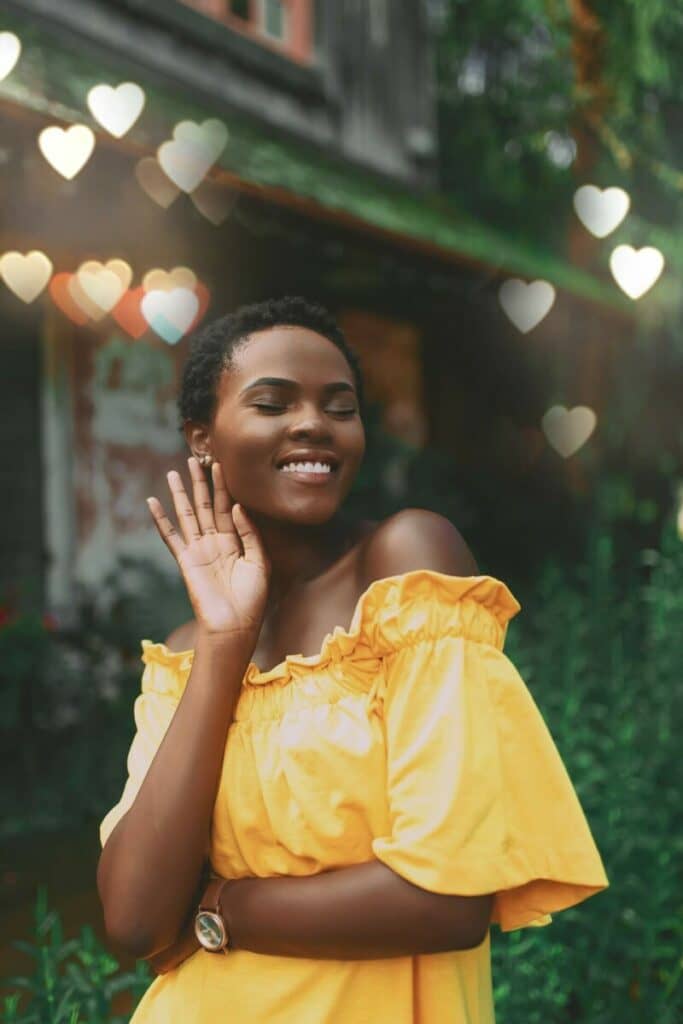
[[146, 457, 270, 639]]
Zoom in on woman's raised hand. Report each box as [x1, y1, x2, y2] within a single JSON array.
[[146, 457, 270, 642]]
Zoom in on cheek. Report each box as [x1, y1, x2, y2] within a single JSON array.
[[346, 423, 366, 457], [216, 419, 274, 459]]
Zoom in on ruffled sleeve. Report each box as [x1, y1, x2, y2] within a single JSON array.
[[366, 570, 610, 933], [98, 640, 193, 849]]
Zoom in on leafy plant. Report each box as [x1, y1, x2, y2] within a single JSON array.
[[492, 513, 683, 1022], [1, 887, 151, 1024]]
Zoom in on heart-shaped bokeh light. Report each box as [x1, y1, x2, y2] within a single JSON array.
[[609, 244, 664, 300], [135, 157, 181, 209], [157, 119, 228, 192], [0, 31, 21, 81], [573, 185, 630, 238], [75, 259, 132, 314], [38, 124, 95, 179], [0, 250, 53, 303], [142, 266, 197, 293], [87, 82, 145, 138], [141, 287, 200, 344], [191, 178, 237, 226], [49, 273, 89, 325], [187, 282, 211, 334], [68, 274, 108, 321], [542, 405, 597, 458], [498, 278, 556, 333], [112, 286, 148, 339]]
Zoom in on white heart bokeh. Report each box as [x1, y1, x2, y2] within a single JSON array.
[[498, 278, 556, 333], [609, 245, 664, 300], [0, 31, 21, 81], [158, 119, 228, 192], [0, 250, 53, 303], [141, 288, 199, 344], [75, 259, 132, 313], [38, 124, 95, 179], [87, 82, 145, 138], [573, 185, 630, 238], [542, 405, 596, 458]]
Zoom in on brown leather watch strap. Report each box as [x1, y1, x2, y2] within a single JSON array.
[[196, 876, 232, 954], [199, 876, 229, 914]]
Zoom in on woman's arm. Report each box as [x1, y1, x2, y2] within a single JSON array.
[[96, 630, 254, 959], [142, 861, 211, 975], [144, 915, 201, 975], [148, 863, 492, 973], [221, 862, 493, 960]]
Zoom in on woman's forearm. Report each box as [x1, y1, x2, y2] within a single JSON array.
[[222, 861, 493, 960], [96, 631, 254, 959]]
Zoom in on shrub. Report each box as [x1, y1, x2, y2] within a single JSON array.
[[1, 887, 151, 1024]]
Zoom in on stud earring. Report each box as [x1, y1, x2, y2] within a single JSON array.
[[199, 454, 213, 468]]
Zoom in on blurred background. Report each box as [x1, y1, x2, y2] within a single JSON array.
[[0, 1, 681, 1021]]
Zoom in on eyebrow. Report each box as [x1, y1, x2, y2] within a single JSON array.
[[240, 376, 356, 395]]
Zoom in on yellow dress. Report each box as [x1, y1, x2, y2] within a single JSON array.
[[99, 569, 609, 1023]]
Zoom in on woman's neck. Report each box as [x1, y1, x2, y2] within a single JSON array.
[[250, 510, 361, 612]]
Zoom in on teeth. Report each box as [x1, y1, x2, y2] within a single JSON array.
[[280, 461, 332, 473]]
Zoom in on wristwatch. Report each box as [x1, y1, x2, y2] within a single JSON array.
[[194, 877, 231, 953]]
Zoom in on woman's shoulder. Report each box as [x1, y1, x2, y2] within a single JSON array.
[[358, 510, 520, 651], [361, 507, 480, 588]]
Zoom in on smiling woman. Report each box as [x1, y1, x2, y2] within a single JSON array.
[[176, 298, 368, 579], [96, 296, 609, 1024]]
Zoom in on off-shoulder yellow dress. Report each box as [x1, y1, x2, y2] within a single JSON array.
[[99, 570, 609, 1023]]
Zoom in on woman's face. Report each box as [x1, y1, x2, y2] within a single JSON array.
[[205, 325, 366, 525]]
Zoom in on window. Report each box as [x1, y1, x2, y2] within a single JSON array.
[[262, 0, 286, 40], [179, 0, 313, 63]]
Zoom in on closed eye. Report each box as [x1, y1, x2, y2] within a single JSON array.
[[254, 404, 357, 416]]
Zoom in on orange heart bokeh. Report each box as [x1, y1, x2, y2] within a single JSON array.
[[49, 269, 211, 338], [49, 273, 89, 325], [111, 286, 148, 339]]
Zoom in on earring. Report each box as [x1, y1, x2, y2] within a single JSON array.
[[199, 454, 213, 468]]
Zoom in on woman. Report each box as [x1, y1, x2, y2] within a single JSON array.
[[97, 296, 609, 1023]]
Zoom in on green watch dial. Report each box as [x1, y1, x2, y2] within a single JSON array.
[[195, 911, 226, 950]]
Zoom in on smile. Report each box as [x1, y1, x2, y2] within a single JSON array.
[[277, 462, 338, 484]]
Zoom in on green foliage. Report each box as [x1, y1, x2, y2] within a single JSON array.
[[434, 0, 576, 245], [1, 887, 151, 1024], [493, 513, 683, 1022], [433, 0, 683, 278], [0, 555, 192, 838]]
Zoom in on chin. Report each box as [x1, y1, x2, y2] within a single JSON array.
[[285, 504, 340, 526]]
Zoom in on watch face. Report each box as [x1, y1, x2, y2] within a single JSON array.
[[195, 911, 227, 951]]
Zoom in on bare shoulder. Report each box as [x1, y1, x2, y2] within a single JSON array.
[[164, 618, 198, 653], [362, 507, 480, 586]]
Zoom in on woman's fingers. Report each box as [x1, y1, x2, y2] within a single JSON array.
[[166, 469, 202, 546], [187, 457, 217, 535], [146, 496, 186, 563]]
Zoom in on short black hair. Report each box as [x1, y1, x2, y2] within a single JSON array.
[[177, 295, 366, 434]]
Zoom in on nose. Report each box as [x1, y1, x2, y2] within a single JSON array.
[[286, 404, 333, 439]]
